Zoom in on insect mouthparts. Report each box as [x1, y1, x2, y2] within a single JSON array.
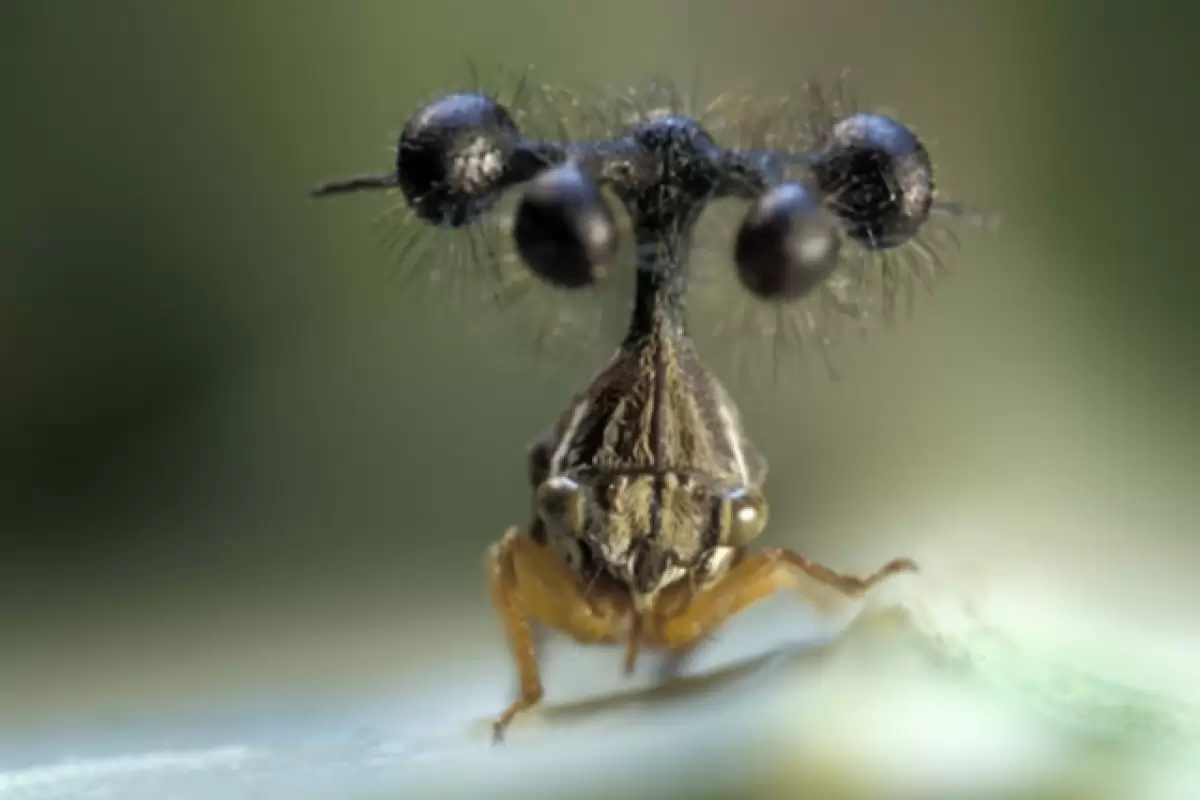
[[628, 540, 669, 593]]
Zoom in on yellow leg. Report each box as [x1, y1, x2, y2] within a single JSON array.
[[658, 548, 917, 650], [623, 615, 643, 676], [487, 527, 624, 742]]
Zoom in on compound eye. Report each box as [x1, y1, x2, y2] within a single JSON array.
[[535, 475, 587, 536], [809, 113, 934, 250], [734, 182, 842, 301], [724, 488, 768, 547], [514, 164, 619, 290], [395, 92, 517, 227]]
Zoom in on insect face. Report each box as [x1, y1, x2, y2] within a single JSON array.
[[536, 472, 767, 606]]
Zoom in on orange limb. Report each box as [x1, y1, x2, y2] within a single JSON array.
[[486, 527, 624, 742], [656, 548, 917, 653]]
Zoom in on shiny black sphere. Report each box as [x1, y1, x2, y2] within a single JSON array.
[[395, 93, 517, 227], [514, 165, 619, 289], [809, 113, 934, 250], [735, 182, 842, 301]]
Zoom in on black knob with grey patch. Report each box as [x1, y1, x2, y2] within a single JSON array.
[[395, 92, 518, 228], [809, 113, 934, 250]]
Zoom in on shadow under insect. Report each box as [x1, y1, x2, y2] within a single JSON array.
[[313, 79, 978, 743]]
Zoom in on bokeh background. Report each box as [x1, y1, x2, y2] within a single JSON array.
[[3, 1, 1199, 797]]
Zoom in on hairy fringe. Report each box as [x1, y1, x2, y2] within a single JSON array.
[[353, 63, 988, 387]]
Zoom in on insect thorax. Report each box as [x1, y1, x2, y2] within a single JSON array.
[[533, 311, 766, 599], [548, 322, 759, 483]]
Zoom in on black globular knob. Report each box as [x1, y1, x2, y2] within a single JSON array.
[[395, 93, 517, 227], [734, 182, 842, 301], [809, 113, 934, 250], [514, 165, 618, 290]]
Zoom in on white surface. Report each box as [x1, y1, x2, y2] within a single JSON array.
[[4, 573, 1200, 800]]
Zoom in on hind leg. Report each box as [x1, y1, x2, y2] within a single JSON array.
[[658, 548, 917, 651]]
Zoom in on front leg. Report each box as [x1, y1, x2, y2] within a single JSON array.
[[657, 548, 918, 653], [487, 526, 624, 742]]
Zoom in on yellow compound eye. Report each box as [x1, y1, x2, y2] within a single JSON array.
[[725, 487, 768, 547], [535, 475, 587, 536]]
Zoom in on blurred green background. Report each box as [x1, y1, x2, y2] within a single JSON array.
[[3, 0, 1198, 766]]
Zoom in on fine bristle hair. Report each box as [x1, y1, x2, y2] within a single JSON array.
[[363, 64, 644, 374], [326, 64, 990, 384], [686, 74, 978, 389]]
